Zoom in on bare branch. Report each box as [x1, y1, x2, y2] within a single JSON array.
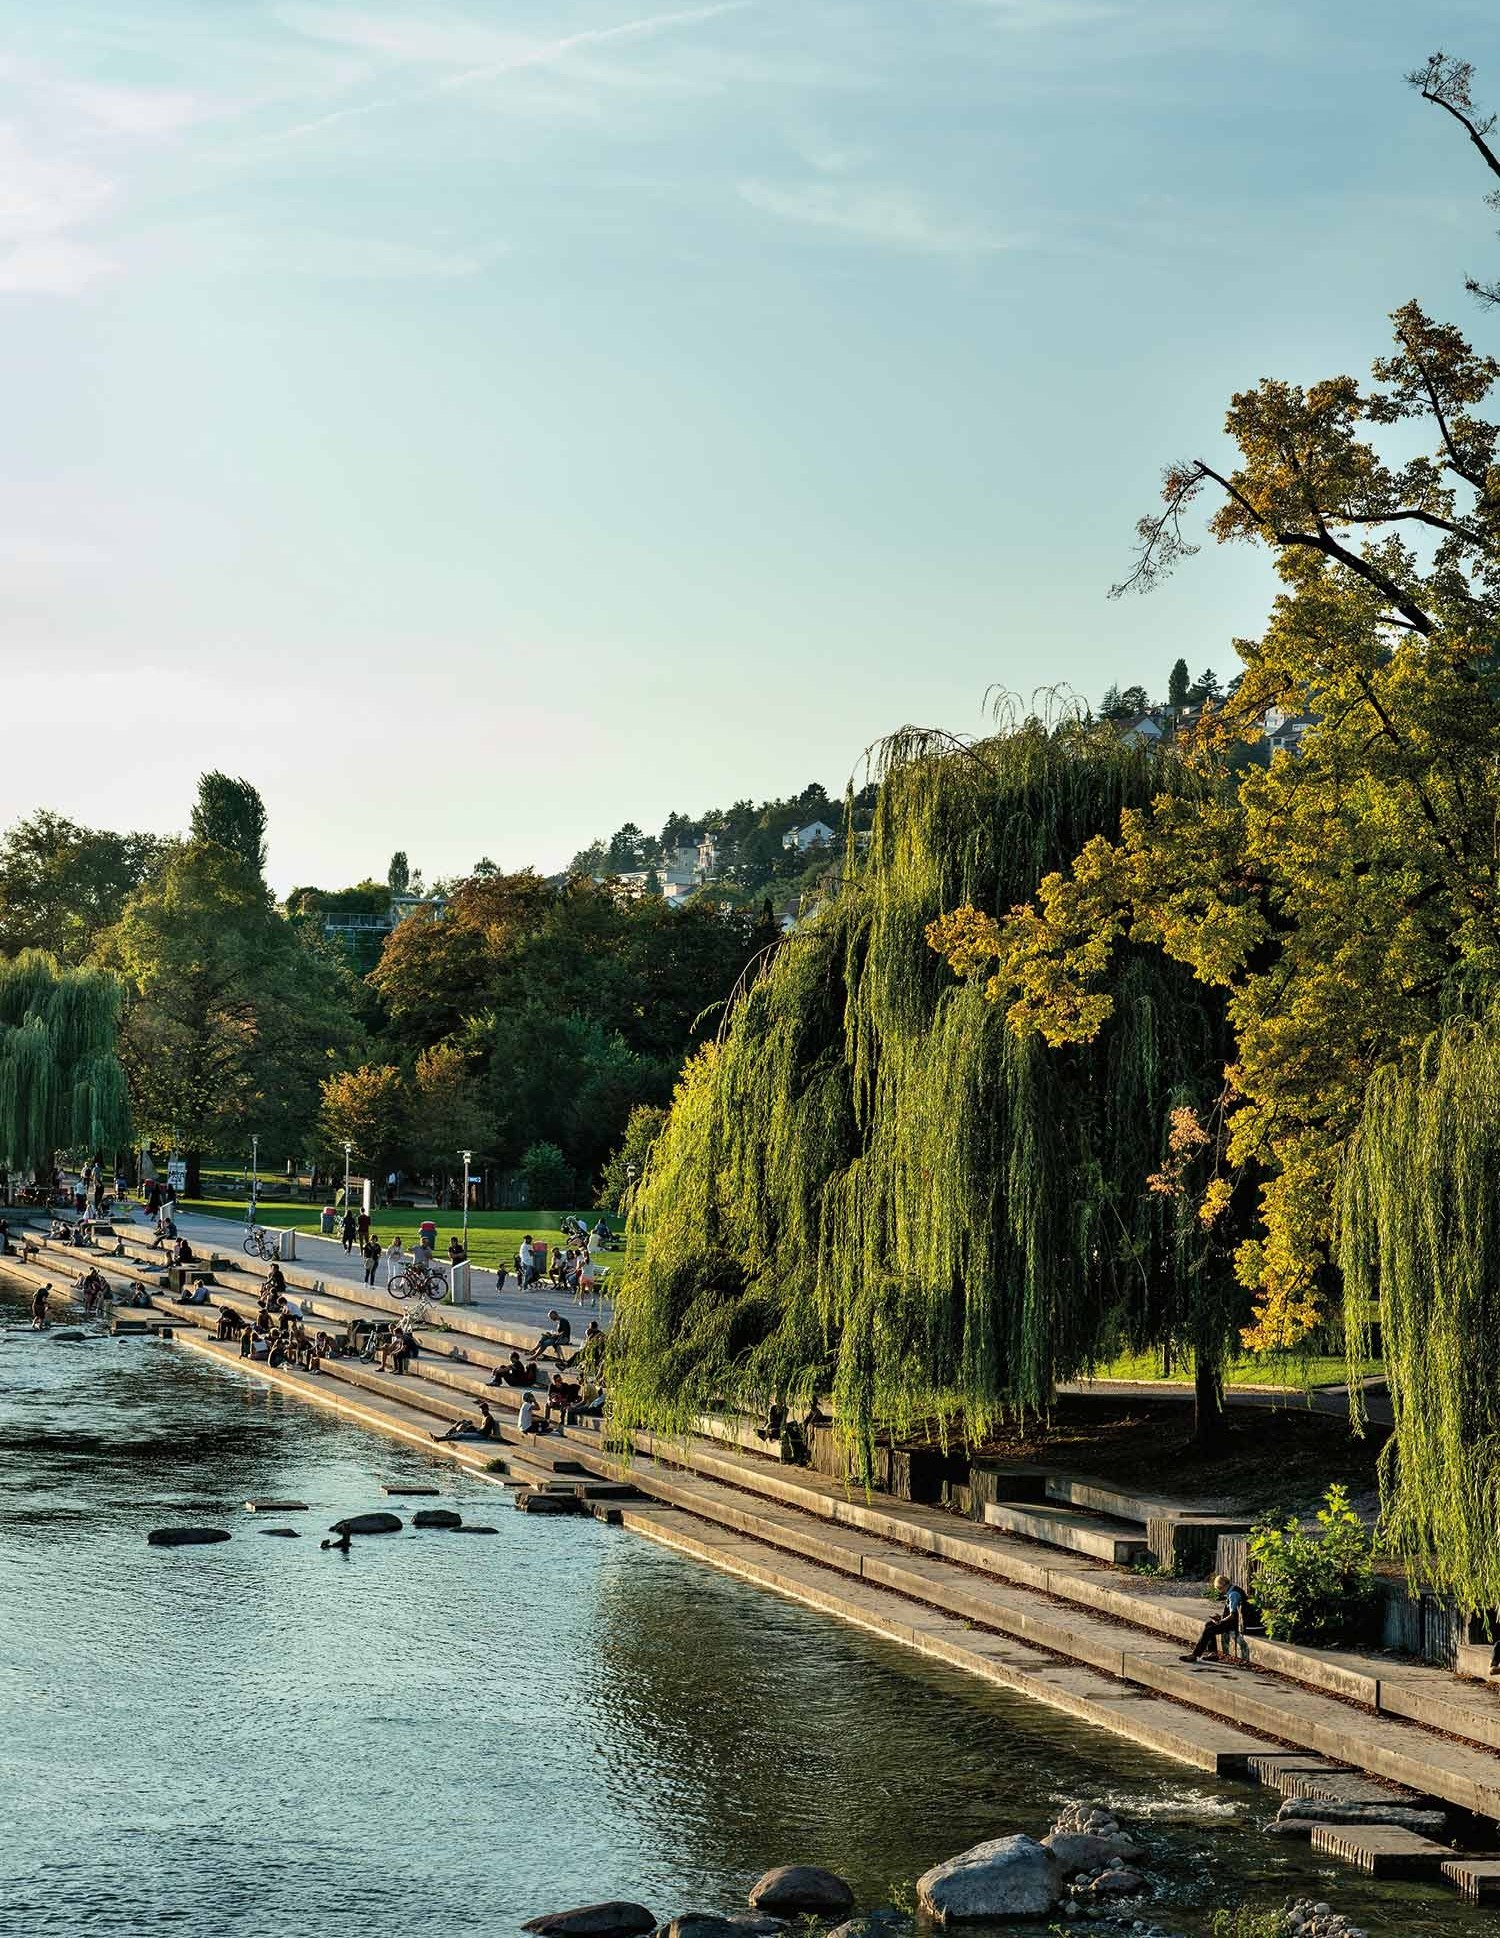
[[1409, 52, 1500, 182], [1109, 461, 1205, 597]]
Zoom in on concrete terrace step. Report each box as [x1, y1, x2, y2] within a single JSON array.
[[615, 1498, 1274, 1777], [984, 1498, 1150, 1563], [589, 1430, 1500, 1788], [1309, 1822, 1453, 1877], [1442, 1859, 1500, 1903]]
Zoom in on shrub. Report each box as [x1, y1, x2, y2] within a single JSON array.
[[520, 1140, 574, 1210], [1247, 1482, 1376, 1643]]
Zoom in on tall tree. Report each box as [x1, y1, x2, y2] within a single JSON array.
[[190, 773, 267, 874], [319, 1065, 411, 1181], [0, 812, 162, 963], [387, 851, 411, 895], [1167, 658, 1190, 709], [942, 54, 1500, 1612], [0, 952, 130, 1177], [611, 722, 1235, 1466], [100, 841, 357, 1192]]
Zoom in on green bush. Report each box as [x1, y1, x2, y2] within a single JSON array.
[[1247, 1482, 1376, 1643], [1209, 1910, 1292, 1938], [520, 1140, 574, 1210]]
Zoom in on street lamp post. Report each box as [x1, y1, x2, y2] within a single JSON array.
[[249, 1134, 259, 1222], [343, 1141, 352, 1219], [461, 1149, 472, 1257]]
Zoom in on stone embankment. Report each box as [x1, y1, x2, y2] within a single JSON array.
[[5, 1207, 1500, 1914]]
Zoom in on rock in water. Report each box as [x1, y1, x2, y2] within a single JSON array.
[[412, 1508, 463, 1529], [451, 1524, 498, 1534], [655, 1917, 746, 1938], [917, 1836, 1062, 1923], [53, 1330, 86, 1342], [1042, 1833, 1141, 1872], [258, 1527, 301, 1538], [329, 1511, 403, 1536], [522, 1903, 658, 1938], [147, 1527, 232, 1547], [749, 1868, 854, 1916]]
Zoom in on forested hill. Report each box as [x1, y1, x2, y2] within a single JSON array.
[[569, 780, 878, 897]]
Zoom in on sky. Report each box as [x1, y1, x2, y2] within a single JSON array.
[[1, 0, 1498, 891]]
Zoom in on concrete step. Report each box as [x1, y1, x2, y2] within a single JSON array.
[[1442, 1859, 1500, 1903], [1308, 1822, 1452, 1877], [984, 1499, 1150, 1563], [617, 1498, 1273, 1776], [1043, 1474, 1172, 1523]]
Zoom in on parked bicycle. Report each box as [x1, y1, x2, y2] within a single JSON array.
[[389, 1260, 449, 1306], [243, 1225, 280, 1260]]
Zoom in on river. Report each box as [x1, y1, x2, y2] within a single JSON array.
[[0, 1294, 1488, 1938]]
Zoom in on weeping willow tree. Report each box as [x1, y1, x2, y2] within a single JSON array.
[[0, 950, 130, 1177], [1340, 1020, 1500, 1615], [609, 718, 1243, 1473]]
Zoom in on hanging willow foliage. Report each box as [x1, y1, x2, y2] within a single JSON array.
[[1340, 1020, 1500, 1616], [0, 950, 130, 1173], [608, 720, 1234, 1472]]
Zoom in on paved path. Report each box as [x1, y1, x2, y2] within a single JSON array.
[[1061, 1376, 1394, 1428], [172, 1205, 614, 1335]]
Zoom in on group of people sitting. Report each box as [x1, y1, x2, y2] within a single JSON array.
[[216, 1266, 334, 1372], [508, 1237, 600, 1297]]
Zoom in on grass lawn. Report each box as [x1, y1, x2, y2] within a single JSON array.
[[1086, 1345, 1381, 1390], [180, 1197, 614, 1273]]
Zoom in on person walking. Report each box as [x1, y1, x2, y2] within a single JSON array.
[[356, 1207, 370, 1249], [340, 1208, 357, 1255], [362, 1236, 381, 1287], [518, 1235, 535, 1289]]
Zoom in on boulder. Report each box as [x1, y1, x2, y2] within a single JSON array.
[[412, 1508, 464, 1529], [53, 1329, 86, 1342], [1042, 1833, 1141, 1872], [451, 1523, 498, 1533], [725, 1919, 787, 1935], [1088, 1870, 1144, 1899], [917, 1836, 1062, 1923], [382, 1484, 440, 1496], [828, 1916, 907, 1938], [749, 1867, 853, 1916], [329, 1512, 403, 1536], [147, 1527, 232, 1547], [522, 1903, 658, 1938], [258, 1527, 301, 1538], [657, 1916, 746, 1938], [245, 1499, 308, 1512]]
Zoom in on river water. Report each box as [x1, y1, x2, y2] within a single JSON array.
[[0, 1295, 1489, 1938]]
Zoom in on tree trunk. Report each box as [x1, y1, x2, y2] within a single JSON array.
[[1193, 1350, 1226, 1450], [186, 1151, 202, 1200]]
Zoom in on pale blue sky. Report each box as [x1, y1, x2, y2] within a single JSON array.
[[1, 1, 1496, 889]]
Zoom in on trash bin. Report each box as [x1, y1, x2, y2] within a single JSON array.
[[279, 1228, 297, 1261], [450, 1260, 471, 1306], [320, 1207, 335, 1235]]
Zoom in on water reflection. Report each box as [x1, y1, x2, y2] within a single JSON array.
[[0, 1292, 1490, 1938]]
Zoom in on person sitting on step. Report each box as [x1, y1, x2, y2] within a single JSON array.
[[1181, 1574, 1249, 1664], [490, 1350, 536, 1389], [217, 1306, 245, 1342], [431, 1398, 500, 1443], [527, 1310, 571, 1365], [516, 1390, 551, 1438]]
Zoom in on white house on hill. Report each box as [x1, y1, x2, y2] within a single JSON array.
[[783, 819, 837, 853]]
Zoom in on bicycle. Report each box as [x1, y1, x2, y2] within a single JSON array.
[[243, 1226, 279, 1261], [389, 1260, 449, 1306]]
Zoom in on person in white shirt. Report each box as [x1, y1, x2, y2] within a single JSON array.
[[385, 1237, 405, 1284], [518, 1236, 535, 1288], [517, 1391, 544, 1437]]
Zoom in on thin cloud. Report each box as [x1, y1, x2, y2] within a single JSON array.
[[273, 2, 751, 140], [738, 179, 1021, 256]]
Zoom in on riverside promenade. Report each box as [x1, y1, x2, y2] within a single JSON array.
[[7, 1207, 1500, 1906]]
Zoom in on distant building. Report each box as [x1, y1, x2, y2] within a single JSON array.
[[696, 832, 721, 878], [782, 820, 837, 853], [1264, 706, 1318, 757], [1119, 714, 1165, 750]]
